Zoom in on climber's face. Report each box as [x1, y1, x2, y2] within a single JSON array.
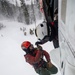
[[29, 44, 34, 51]]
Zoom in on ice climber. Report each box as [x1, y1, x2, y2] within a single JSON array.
[[35, 20, 59, 48], [21, 41, 58, 75], [35, 0, 59, 48]]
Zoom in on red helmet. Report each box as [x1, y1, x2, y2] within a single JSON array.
[[21, 41, 31, 49]]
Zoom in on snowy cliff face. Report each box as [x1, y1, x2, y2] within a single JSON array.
[[0, 20, 37, 75], [0, 20, 61, 75]]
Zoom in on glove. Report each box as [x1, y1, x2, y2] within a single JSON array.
[[37, 45, 43, 50], [47, 61, 53, 68], [47, 62, 58, 74], [35, 41, 42, 45]]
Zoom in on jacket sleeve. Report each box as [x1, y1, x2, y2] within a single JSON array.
[[37, 37, 49, 45], [24, 50, 42, 65], [43, 50, 50, 62], [31, 50, 42, 63]]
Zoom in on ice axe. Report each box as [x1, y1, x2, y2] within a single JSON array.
[[36, 44, 43, 51]]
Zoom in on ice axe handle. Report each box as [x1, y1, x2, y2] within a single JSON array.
[[37, 45, 43, 51]]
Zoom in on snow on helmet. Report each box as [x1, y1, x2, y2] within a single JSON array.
[[21, 41, 31, 50], [35, 21, 48, 40]]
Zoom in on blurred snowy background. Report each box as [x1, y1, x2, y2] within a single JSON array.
[[0, 0, 61, 75], [0, 0, 43, 24]]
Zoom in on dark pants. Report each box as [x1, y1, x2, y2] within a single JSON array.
[[35, 63, 58, 75]]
